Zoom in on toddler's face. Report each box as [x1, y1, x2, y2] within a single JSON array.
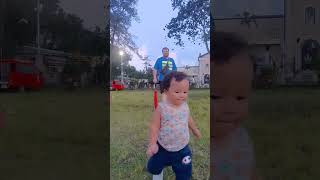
[[166, 78, 189, 106], [212, 54, 253, 138]]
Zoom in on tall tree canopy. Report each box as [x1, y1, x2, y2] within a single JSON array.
[[0, 0, 107, 57], [165, 0, 210, 52], [110, 0, 139, 49], [109, 0, 146, 80]]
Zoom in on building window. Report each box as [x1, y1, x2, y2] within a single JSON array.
[[305, 6, 316, 24], [204, 74, 210, 84], [48, 66, 57, 73], [16, 64, 37, 74]]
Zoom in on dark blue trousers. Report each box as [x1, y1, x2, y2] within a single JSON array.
[[147, 142, 192, 180]]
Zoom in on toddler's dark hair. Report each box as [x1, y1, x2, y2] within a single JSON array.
[[161, 71, 188, 93], [212, 31, 249, 64]]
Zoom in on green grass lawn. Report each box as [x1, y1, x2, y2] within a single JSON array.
[[0, 88, 107, 180], [2, 87, 318, 179], [246, 88, 320, 179], [110, 89, 210, 180]]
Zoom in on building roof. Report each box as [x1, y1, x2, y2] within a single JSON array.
[[214, 14, 284, 21], [16, 46, 72, 57]]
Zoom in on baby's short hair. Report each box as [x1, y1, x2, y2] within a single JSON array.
[[161, 71, 188, 93], [212, 31, 249, 64]]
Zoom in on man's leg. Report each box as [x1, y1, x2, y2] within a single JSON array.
[[158, 81, 167, 102]]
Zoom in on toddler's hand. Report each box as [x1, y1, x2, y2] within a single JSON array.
[[147, 144, 159, 158], [193, 128, 202, 140]]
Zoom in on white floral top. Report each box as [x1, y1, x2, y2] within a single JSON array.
[[157, 101, 190, 152], [212, 127, 255, 180]]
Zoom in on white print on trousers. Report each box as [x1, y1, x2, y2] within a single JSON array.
[[182, 156, 191, 164]]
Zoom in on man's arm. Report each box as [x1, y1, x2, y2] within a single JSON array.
[[153, 58, 160, 83], [153, 68, 158, 82], [172, 58, 177, 71]]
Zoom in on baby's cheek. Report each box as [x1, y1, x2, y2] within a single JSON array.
[[238, 102, 249, 119]]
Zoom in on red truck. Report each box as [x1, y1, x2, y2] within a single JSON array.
[[110, 80, 124, 91], [0, 59, 43, 90]]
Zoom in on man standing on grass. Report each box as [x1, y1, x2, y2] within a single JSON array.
[[153, 47, 177, 101]]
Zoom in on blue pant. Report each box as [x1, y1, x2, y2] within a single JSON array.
[[147, 143, 192, 180]]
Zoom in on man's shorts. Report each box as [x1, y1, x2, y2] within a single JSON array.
[[156, 81, 164, 94], [147, 142, 192, 180]]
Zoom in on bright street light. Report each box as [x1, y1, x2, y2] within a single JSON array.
[[119, 50, 124, 84]]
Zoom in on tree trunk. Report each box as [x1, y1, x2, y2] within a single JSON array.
[[201, 23, 210, 53], [204, 39, 209, 53], [111, 21, 119, 46]]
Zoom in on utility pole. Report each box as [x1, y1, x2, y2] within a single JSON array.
[[0, 0, 6, 81], [37, 0, 41, 56], [0, 0, 6, 59]]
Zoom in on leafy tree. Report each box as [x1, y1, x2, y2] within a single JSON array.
[[109, 0, 145, 59], [110, 0, 139, 47], [1, 0, 38, 57], [165, 0, 210, 52], [1, 0, 107, 57]]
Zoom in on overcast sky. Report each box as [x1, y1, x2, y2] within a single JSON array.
[[59, 0, 207, 71], [57, 0, 284, 71], [128, 0, 208, 70]]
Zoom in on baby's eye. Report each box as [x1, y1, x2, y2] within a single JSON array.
[[175, 91, 179, 93], [236, 96, 246, 100], [184, 92, 188, 94]]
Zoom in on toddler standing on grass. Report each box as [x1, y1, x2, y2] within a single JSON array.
[[146, 71, 201, 180], [211, 32, 259, 180]]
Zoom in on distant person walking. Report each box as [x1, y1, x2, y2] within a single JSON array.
[[153, 47, 177, 101]]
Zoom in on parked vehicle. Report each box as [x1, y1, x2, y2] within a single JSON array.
[[110, 80, 124, 91], [0, 59, 43, 90]]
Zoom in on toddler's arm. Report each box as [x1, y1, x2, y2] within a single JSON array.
[[147, 108, 161, 157], [188, 116, 201, 139]]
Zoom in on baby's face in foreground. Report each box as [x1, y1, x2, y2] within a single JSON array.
[[166, 78, 189, 106], [212, 53, 253, 138]]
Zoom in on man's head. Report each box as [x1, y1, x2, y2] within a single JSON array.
[[162, 47, 170, 58], [211, 31, 253, 138], [161, 71, 189, 106]]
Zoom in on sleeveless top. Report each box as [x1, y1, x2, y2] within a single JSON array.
[[212, 127, 255, 179], [157, 101, 190, 152]]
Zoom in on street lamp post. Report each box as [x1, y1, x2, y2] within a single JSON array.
[[119, 50, 124, 84], [35, 0, 43, 69], [37, 0, 41, 56]]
